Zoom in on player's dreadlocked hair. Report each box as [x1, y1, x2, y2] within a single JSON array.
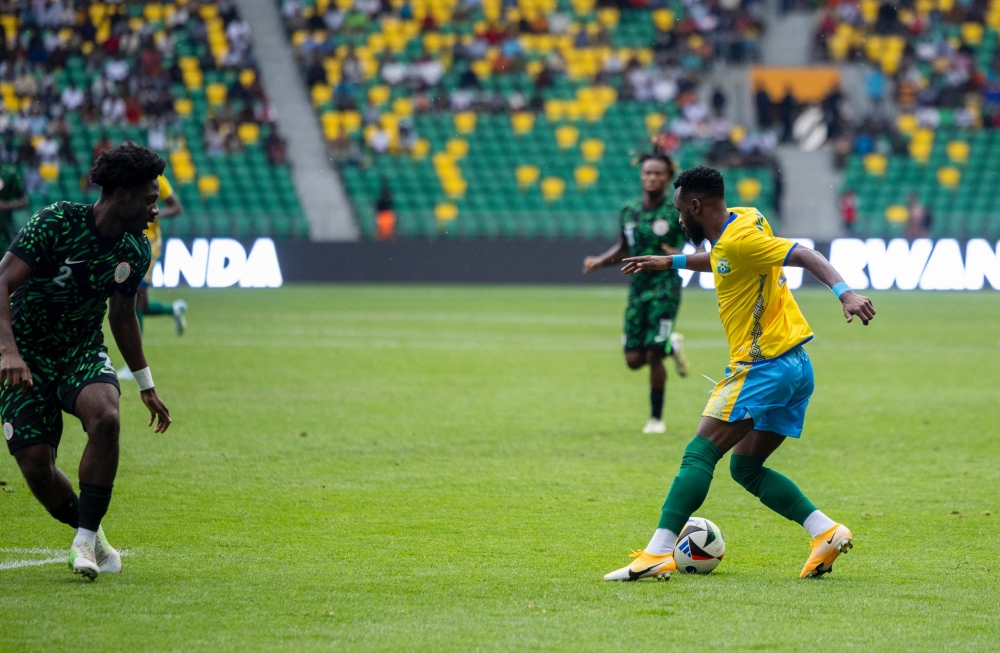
[[674, 165, 724, 199], [633, 151, 677, 179], [88, 141, 166, 194]]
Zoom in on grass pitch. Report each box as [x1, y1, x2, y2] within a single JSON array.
[[1, 285, 998, 652]]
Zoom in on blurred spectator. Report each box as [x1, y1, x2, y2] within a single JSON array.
[[779, 88, 796, 143], [266, 130, 289, 165], [839, 190, 857, 234], [906, 193, 932, 240], [755, 85, 772, 130], [375, 177, 396, 240]]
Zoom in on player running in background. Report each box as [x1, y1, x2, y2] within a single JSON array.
[[0, 161, 28, 252], [118, 174, 187, 381], [583, 153, 691, 435], [606, 166, 875, 581], [0, 142, 172, 580], [141, 175, 187, 335]]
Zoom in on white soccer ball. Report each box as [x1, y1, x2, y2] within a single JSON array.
[[674, 516, 725, 574]]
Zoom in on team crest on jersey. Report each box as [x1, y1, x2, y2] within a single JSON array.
[[114, 262, 131, 283], [652, 219, 669, 236], [716, 257, 732, 276], [3, 422, 13, 441]]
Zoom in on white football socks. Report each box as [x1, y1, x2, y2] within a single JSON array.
[[803, 510, 837, 538], [645, 528, 677, 555], [73, 528, 98, 549]]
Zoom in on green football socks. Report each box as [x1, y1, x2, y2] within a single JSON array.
[[146, 301, 174, 316], [729, 454, 817, 525], [657, 436, 723, 533]]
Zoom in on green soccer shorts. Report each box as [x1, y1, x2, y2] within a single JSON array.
[[623, 289, 681, 355], [2, 345, 120, 454]]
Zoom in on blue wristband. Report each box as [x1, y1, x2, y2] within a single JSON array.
[[672, 255, 687, 270], [831, 282, 851, 299]]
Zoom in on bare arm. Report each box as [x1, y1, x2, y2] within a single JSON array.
[[785, 245, 876, 325], [620, 251, 713, 274], [0, 252, 34, 389], [158, 193, 183, 218], [108, 292, 172, 432], [583, 235, 628, 274]]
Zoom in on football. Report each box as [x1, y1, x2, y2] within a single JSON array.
[[674, 517, 726, 574]]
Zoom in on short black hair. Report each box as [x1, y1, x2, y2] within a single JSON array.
[[635, 151, 677, 179], [674, 165, 725, 199], [89, 141, 166, 194]]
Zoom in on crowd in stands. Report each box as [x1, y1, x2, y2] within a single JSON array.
[[0, 0, 289, 201], [814, 0, 1000, 153], [279, 0, 768, 160]]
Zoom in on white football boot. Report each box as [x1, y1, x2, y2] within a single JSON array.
[[642, 418, 666, 434], [670, 333, 690, 377], [173, 299, 187, 336], [68, 541, 100, 580], [94, 525, 122, 573]]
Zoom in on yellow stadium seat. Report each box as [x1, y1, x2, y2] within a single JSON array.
[[412, 138, 430, 159], [198, 175, 220, 196], [896, 114, 918, 135], [237, 122, 260, 145], [174, 98, 193, 117], [392, 97, 413, 117], [938, 0, 954, 12], [174, 163, 196, 184], [198, 4, 219, 18], [471, 59, 492, 80], [516, 165, 541, 190], [563, 101, 582, 122], [341, 111, 362, 132], [652, 9, 674, 30], [937, 166, 961, 188], [909, 140, 932, 163], [885, 205, 909, 223], [597, 7, 619, 27], [144, 3, 164, 22], [311, 85, 332, 106], [433, 152, 456, 170], [946, 140, 970, 164], [555, 125, 579, 149], [239, 68, 256, 87], [861, 0, 878, 22], [916, 0, 934, 13], [511, 112, 535, 135], [580, 138, 604, 162], [369, 85, 391, 106], [737, 178, 762, 203], [574, 165, 599, 189], [446, 138, 469, 159], [863, 153, 887, 175], [544, 100, 564, 122], [435, 203, 459, 222], [442, 177, 467, 199], [645, 113, 665, 134], [183, 70, 203, 91], [729, 126, 747, 144], [961, 22, 983, 45], [38, 162, 59, 182], [541, 177, 566, 202], [454, 111, 477, 134]]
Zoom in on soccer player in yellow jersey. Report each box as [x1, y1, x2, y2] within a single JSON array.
[[605, 166, 876, 582]]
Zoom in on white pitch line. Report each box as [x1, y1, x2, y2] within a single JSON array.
[[0, 556, 64, 570], [0, 549, 131, 572]]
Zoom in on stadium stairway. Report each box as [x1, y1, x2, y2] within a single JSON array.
[[235, 0, 358, 240]]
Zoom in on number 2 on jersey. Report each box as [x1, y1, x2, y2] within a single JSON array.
[[53, 265, 72, 287]]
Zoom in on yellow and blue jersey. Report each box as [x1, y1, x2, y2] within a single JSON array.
[[145, 174, 173, 262], [710, 207, 813, 366]]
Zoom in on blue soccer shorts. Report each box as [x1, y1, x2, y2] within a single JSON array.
[[701, 346, 814, 438]]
